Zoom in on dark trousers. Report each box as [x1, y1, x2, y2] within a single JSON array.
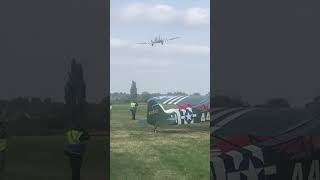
[[69, 156, 83, 180], [130, 109, 136, 120]]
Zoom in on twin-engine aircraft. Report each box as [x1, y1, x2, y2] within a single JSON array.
[[146, 95, 210, 131], [136, 35, 180, 46]]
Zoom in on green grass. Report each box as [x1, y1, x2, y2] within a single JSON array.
[[110, 104, 210, 180], [3, 135, 107, 180]]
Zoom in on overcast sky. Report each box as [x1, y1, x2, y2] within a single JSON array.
[[214, 0, 320, 106], [110, 0, 210, 95]]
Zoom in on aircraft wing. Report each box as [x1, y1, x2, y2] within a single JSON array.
[[136, 42, 151, 45], [149, 95, 209, 108], [167, 37, 180, 40], [164, 37, 180, 42], [148, 95, 210, 115]]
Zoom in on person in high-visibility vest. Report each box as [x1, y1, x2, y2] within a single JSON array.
[[64, 123, 90, 180], [130, 101, 138, 120]]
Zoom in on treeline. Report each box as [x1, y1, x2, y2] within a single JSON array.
[[212, 95, 291, 108], [110, 92, 205, 104], [0, 58, 108, 135], [0, 98, 107, 135], [0, 97, 53, 106], [212, 95, 320, 109]]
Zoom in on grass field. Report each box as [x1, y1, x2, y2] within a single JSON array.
[[110, 104, 210, 180], [3, 135, 107, 180]]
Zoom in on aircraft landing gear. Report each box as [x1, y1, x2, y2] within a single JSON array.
[[153, 120, 158, 133]]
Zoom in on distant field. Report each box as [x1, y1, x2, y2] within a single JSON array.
[[110, 104, 210, 180], [3, 135, 107, 180]]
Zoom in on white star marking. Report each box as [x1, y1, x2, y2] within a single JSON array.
[[186, 112, 192, 120], [241, 160, 263, 180]]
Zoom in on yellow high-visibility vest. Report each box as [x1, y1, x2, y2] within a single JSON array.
[[130, 102, 136, 108], [0, 139, 7, 151], [66, 130, 83, 145]]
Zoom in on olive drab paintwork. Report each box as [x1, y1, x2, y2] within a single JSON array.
[[146, 95, 210, 127]]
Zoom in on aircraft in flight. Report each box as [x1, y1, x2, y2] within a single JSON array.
[[136, 35, 180, 46], [146, 95, 210, 131]]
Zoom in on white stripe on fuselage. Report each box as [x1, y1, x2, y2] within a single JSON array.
[[211, 156, 226, 180], [211, 108, 256, 134], [163, 96, 178, 104], [226, 150, 243, 170], [243, 145, 264, 163], [212, 108, 243, 122], [173, 96, 189, 104], [167, 96, 184, 104]]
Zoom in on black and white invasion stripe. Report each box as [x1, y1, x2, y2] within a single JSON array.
[[210, 108, 257, 135], [162, 96, 189, 105]]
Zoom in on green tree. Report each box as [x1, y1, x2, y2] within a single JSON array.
[[130, 80, 137, 101], [43, 97, 52, 104], [212, 95, 248, 107], [172, 92, 188, 96], [314, 96, 320, 102], [64, 58, 87, 125], [141, 91, 152, 102]]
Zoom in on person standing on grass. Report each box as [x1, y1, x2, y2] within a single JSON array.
[[130, 101, 138, 120], [64, 122, 90, 180]]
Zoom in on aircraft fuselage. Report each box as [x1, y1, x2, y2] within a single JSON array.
[[147, 98, 210, 127], [151, 39, 164, 46]]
